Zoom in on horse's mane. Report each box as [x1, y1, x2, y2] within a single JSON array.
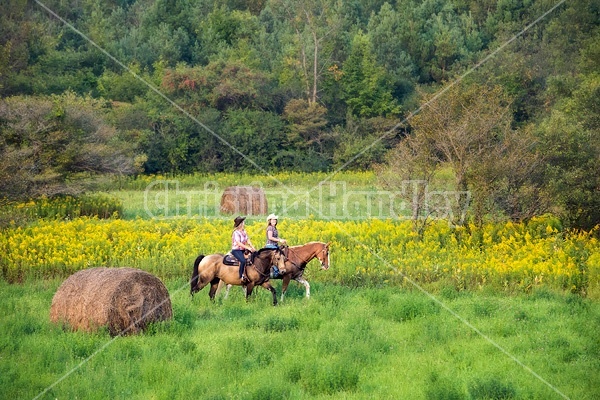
[[289, 241, 324, 249], [255, 247, 283, 257]]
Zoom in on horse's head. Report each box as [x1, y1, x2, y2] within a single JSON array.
[[272, 247, 287, 274], [316, 242, 331, 270], [279, 244, 289, 259]]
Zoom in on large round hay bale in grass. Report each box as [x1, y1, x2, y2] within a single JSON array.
[[50, 267, 172, 336], [220, 186, 268, 215]]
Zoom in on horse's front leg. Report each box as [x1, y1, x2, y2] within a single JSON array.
[[261, 282, 278, 306], [245, 283, 255, 301], [296, 277, 311, 298], [280, 275, 292, 302]]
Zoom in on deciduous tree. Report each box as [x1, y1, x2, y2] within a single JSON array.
[[0, 93, 140, 199]]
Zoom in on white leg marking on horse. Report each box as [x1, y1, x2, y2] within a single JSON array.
[[224, 284, 232, 299], [297, 278, 310, 298]]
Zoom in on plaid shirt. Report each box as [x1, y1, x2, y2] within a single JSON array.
[[232, 229, 249, 250]]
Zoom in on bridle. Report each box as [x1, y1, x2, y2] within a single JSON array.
[[316, 244, 330, 270]]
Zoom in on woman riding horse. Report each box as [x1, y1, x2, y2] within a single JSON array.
[[265, 214, 286, 278], [264, 214, 287, 249], [231, 216, 255, 283]]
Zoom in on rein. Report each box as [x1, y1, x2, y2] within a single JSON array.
[[250, 263, 270, 277]]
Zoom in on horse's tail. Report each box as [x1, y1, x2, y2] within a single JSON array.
[[190, 254, 204, 296]]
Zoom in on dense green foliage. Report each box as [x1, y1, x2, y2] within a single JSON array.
[[1, 0, 599, 227], [1, 279, 598, 399]]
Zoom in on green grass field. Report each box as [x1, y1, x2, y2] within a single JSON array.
[[1, 279, 598, 399]]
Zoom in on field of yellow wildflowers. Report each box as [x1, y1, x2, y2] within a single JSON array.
[[1, 215, 598, 296]]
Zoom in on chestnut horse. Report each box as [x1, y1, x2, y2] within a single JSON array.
[[190, 248, 286, 306], [222, 241, 330, 301]]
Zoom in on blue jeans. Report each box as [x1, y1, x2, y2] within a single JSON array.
[[231, 249, 246, 278]]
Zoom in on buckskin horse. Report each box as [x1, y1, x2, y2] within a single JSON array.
[[222, 241, 330, 301], [190, 247, 287, 306]]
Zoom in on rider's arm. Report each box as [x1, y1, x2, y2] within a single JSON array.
[[233, 239, 253, 251]]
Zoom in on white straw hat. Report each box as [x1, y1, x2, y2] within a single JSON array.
[[266, 214, 278, 222]]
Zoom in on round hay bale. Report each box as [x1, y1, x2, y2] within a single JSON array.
[[50, 267, 172, 336], [220, 186, 268, 215]]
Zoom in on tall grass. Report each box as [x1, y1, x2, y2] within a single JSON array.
[[98, 170, 380, 191], [1, 279, 598, 399], [0, 193, 122, 227], [107, 170, 404, 220]]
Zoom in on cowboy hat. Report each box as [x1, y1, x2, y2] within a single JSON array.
[[266, 214, 278, 222], [233, 216, 246, 228]]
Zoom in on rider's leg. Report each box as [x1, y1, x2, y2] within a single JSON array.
[[231, 249, 246, 278]]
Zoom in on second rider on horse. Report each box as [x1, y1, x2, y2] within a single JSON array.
[[265, 214, 287, 278], [265, 214, 287, 249]]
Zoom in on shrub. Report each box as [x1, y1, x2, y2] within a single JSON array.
[[425, 372, 466, 400], [469, 377, 517, 399]]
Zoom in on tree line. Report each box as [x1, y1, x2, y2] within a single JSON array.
[[0, 0, 598, 229]]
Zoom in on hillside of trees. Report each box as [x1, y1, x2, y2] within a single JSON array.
[[1, 0, 599, 228]]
